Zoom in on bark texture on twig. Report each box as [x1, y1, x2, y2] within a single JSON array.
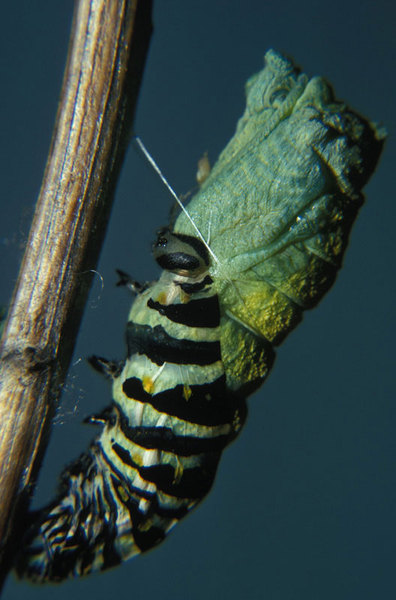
[[0, 0, 152, 586]]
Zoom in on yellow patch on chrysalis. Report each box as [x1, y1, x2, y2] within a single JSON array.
[[183, 385, 192, 401], [142, 376, 154, 394]]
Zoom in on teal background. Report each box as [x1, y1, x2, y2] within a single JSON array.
[[1, 2, 395, 599]]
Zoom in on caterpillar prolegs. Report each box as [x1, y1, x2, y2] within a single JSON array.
[[16, 50, 385, 583]]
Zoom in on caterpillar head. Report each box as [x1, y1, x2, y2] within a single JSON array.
[[152, 228, 209, 277]]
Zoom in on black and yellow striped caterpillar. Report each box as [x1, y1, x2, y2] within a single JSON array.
[[16, 49, 385, 583]]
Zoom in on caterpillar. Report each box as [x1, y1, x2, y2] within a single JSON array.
[[16, 49, 385, 583]]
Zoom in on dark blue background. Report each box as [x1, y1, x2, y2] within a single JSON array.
[[1, 2, 395, 599]]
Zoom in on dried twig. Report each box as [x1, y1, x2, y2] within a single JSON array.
[[0, 0, 152, 586]]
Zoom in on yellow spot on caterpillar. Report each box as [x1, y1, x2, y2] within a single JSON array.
[[142, 376, 154, 394], [117, 485, 129, 503], [183, 385, 192, 401], [157, 292, 168, 304], [173, 457, 184, 484], [137, 519, 153, 532], [130, 450, 143, 467]]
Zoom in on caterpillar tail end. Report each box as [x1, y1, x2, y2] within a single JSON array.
[[14, 507, 75, 584]]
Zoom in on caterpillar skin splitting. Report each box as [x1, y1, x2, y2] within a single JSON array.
[[18, 230, 246, 582], [16, 50, 384, 583]]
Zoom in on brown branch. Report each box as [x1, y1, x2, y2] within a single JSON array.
[[0, 0, 152, 585]]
